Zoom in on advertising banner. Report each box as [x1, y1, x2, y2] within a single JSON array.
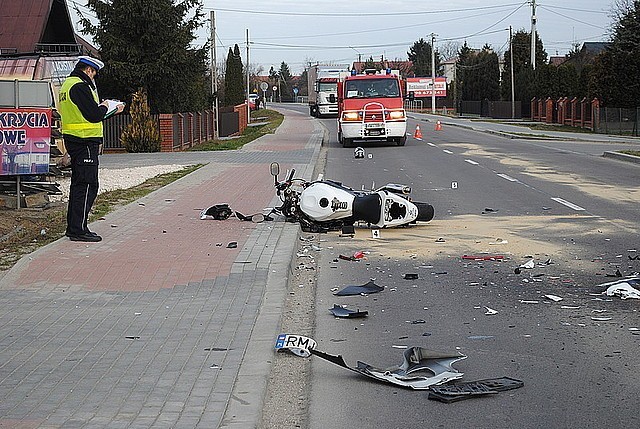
[[406, 77, 447, 97], [0, 108, 51, 175]]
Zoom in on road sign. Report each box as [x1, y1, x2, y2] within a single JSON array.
[[260, 82, 268, 91], [272, 86, 277, 92], [293, 87, 299, 95]]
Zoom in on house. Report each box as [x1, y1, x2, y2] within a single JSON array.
[[0, 0, 94, 56], [0, 0, 99, 102]]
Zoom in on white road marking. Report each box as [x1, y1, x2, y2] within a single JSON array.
[[443, 149, 453, 154], [427, 142, 436, 147], [551, 197, 585, 211], [465, 159, 479, 165], [497, 173, 518, 182]]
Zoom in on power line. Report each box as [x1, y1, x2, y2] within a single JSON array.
[[256, 7, 521, 41], [203, 3, 526, 17], [538, 5, 607, 29], [439, 2, 527, 42], [537, 3, 608, 14]]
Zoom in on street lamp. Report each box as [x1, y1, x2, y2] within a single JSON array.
[[349, 46, 362, 68]]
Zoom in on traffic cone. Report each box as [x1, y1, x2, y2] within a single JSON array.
[[413, 125, 423, 139], [435, 120, 443, 131]]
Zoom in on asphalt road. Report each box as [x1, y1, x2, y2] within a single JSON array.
[[278, 106, 640, 429]]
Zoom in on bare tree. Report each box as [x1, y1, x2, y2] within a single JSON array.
[[440, 41, 461, 61]]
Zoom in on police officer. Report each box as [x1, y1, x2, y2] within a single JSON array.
[[59, 56, 124, 242]]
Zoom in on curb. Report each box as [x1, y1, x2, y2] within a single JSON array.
[[221, 120, 324, 428], [602, 151, 640, 164]]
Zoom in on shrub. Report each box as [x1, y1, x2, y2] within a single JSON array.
[[121, 89, 160, 152]]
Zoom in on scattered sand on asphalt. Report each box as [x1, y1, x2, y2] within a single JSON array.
[[342, 213, 620, 266], [449, 142, 639, 205]]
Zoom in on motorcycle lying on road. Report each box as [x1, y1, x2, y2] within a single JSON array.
[[269, 162, 434, 233]]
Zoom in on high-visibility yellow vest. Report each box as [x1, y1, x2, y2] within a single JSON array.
[[59, 76, 103, 138]]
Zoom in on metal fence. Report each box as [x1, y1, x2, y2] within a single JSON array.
[[460, 100, 521, 119], [596, 107, 639, 136]]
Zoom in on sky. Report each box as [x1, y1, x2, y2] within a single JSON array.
[[69, 0, 615, 75]]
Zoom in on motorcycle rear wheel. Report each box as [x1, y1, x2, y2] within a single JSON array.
[[414, 202, 434, 222]]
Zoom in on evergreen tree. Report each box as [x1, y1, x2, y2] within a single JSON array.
[[501, 30, 547, 105], [456, 43, 499, 101], [278, 62, 293, 101], [407, 38, 442, 77], [121, 89, 161, 152], [79, 0, 209, 114], [589, 1, 640, 107], [224, 44, 245, 106]]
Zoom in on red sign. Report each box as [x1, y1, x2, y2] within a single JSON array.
[[406, 77, 447, 97], [0, 108, 51, 175]]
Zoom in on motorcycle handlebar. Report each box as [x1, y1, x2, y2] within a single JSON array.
[[286, 168, 295, 182]]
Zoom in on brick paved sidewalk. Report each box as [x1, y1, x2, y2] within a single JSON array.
[[0, 109, 323, 428]]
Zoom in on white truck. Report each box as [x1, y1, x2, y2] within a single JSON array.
[[307, 64, 349, 117]]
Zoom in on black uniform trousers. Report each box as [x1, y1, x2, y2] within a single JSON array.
[[65, 139, 100, 236]]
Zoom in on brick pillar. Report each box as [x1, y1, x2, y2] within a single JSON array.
[[159, 114, 174, 152], [591, 98, 599, 132]]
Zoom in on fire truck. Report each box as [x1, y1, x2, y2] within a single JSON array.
[[337, 69, 407, 147]]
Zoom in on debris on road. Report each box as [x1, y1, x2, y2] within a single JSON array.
[[520, 259, 535, 269], [600, 277, 640, 300], [545, 294, 563, 302], [200, 204, 232, 220], [311, 346, 466, 389], [484, 306, 498, 315], [274, 334, 317, 358], [404, 273, 419, 280], [428, 376, 524, 403], [329, 304, 368, 318], [462, 255, 504, 261], [334, 280, 384, 296]]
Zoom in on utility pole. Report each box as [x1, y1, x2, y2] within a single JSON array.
[[510, 25, 515, 119], [431, 33, 436, 114], [246, 29, 250, 122], [210, 11, 219, 139], [530, 0, 537, 70]]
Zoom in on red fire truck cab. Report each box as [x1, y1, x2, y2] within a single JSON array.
[[337, 69, 407, 147]]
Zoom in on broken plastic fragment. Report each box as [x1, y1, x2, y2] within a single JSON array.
[[591, 316, 613, 321], [329, 304, 368, 318], [484, 306, 498, 315], [428, 376, 524, 403], [274, 334, 317, 358], [601, 277, 640, 300], [353, 251, 367, 259], [334, 280, 384, 296], [311, 346, 466, 390], [519, 259, 535, 269]]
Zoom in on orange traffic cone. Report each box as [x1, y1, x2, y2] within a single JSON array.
[[413, 125, 423, 139], [435, 120, 443, 131]]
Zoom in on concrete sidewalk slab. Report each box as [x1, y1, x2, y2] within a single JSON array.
[[0, 110, 322, 428]]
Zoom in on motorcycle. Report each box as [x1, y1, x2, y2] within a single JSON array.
[[269, 162, 434, 233]]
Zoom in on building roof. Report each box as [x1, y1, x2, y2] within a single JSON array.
[[581, 42, 609, 56], [549, 56, 567, 66], [0, 0, 79, 56]]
